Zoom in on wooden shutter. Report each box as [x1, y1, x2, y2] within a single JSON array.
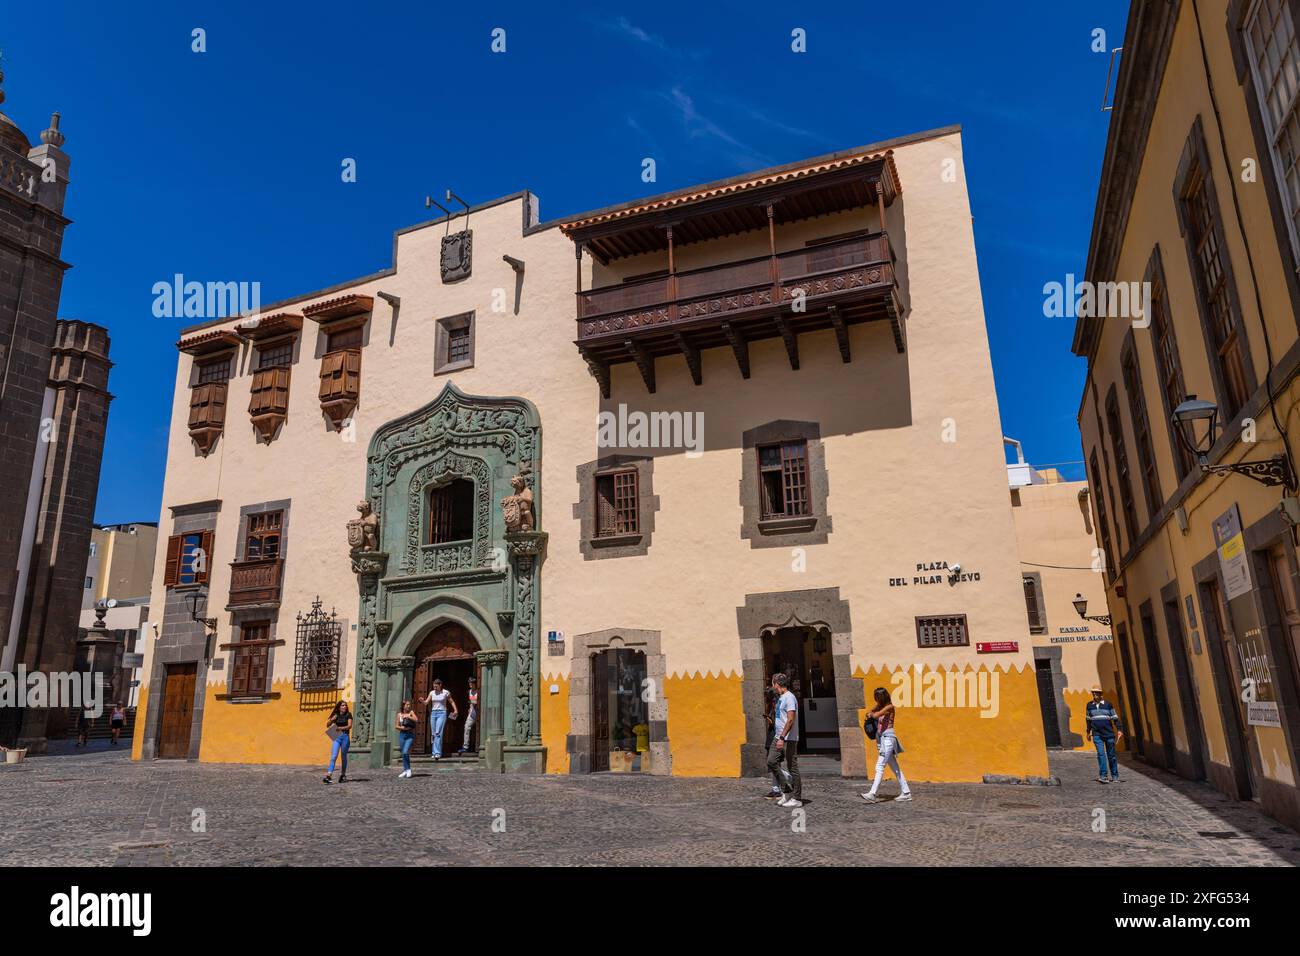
[[250, 367, 292, 416], [188, 383, 228, 428], [781, 442, 810, 516], [197, 530, 214, 584], [1023, 577, 1042, 632], [343, 349, 361, 395], [319, 350, 345, 401], [595, 475, 617, 536], [163, 534, 183, 588]]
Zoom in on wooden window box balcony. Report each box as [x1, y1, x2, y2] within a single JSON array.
[[226, 557, 284, 609], [249, 366, 291, 441], [318, 348, 361, 428], [188, 382, 228, 455]]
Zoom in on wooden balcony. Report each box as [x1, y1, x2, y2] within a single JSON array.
[[227, 558, 284, 609], [576, 233, 902, 394], [562, 145, 905, 395]]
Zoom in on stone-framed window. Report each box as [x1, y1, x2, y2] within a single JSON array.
[[1022, 571, 1047, 635], [740, 420, 831, 548], [435, 311, 475, 374], [1173, 117, 1255, 421], [218, 615, 286, 702], [574, 455, 659, 560]]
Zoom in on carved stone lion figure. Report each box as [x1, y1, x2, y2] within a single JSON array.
[[347, 499, 380, 551], [500, 475, 534, 533]]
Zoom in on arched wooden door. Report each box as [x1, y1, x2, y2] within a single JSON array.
[[410, 622, 480, 755]]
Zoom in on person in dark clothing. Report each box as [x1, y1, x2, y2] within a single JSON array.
[[1085, 686, 1124, 783]]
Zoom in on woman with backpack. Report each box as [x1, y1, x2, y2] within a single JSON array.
[[862, 686, 912, 803]]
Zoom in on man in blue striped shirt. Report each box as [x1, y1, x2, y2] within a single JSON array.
[[1085, 686, 1124, 783]]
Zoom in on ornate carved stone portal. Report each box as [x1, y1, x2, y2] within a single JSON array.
[[350, 382, 546, 772]]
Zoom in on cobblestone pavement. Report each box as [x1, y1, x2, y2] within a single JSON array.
[[2, 745, 1298, 866]]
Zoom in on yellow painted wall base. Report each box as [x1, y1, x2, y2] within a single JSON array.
[[130, 685, 148, 761], [197, 679, 350, 766], [541, 674, 570, 774], [855, 664, 1051, 782], [663, 670, 746, 777]]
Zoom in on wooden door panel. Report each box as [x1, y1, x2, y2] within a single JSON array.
[[158, 663, 196, 759]]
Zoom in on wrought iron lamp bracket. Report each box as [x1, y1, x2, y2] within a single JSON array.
[[1199, 454, 1297, 492]]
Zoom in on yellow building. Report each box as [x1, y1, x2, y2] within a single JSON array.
[[1073, 0, 1300, 829], [1006, 440, 1118, 751], [134, 125, 1050, 784]]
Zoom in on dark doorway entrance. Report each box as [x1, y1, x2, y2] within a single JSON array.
[[1034, 658, 1063, 748], [1162, 594, 1207, 780], [1201, 579, 1260, 800], [1138, 606, 1177, 770], [410, 622, 480, 757], [591, 648, 648, 772], [157, 662, 196, 759], [762, 626, 839, 757]]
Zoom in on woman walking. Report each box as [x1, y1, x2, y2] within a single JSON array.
[[422, 678, 459, 760], [109, 702, 126, 746], [457, 677, 479, 756], [862, 686, 912, 803], [323, 700, 352, 784], [396, 699, 418, 778]]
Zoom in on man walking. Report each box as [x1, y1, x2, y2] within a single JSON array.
[[768, 673, 802, 808], [1085, 685, 1124, 783]]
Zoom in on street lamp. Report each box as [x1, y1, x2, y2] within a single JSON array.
[[1172, 394, 1296, 490], [184, 588, 217, 632], [1073, 593, 1112, 627]]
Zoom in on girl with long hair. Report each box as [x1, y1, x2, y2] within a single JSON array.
[[862, 686, 912, 803], [323, 700, 352, 784], [396, 699, 418, 778]]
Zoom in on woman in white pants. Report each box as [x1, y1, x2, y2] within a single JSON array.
[[862, 686, 912, 803]]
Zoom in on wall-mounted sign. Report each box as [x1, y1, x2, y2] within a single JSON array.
[[122, 653, 144, 668], [1239, 626, 1281, 727], [976, 641, 1018, 653], [1212, 505, 1252, 601], [888, 562, 981, 587], [1184, 594, 1198, 630], [547, 629, 564, 657], [1049, 633, 1113, 644]]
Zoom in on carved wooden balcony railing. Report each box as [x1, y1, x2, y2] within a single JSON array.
[[227, 558, 284, 608], [575, 232, 902, 395]]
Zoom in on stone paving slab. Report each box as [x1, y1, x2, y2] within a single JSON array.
[[0, 749, 1297, 866]]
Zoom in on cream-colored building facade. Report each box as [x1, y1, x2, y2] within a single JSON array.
[[1074, 0, 1300, 830], [83, 522, 158, 609], [134, 126, 1051, 783], [1007, 444, 1118, 751]]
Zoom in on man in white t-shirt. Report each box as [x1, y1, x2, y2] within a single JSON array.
[[423, 678, 459, 759], [768, 672, 802, 808]]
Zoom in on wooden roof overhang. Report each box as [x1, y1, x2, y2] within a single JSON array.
[[177, 328, 243, 356], [238, 312, 304, 342], [560, 150, 900, 262], [303, 293, 373, 324]]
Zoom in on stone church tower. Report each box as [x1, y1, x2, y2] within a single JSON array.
[[0, 64, 113, 750]]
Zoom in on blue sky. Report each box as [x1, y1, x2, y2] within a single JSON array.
[[0, 1, 1130, 523]]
